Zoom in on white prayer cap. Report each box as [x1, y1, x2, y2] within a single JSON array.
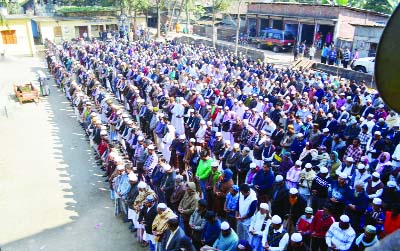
[[100, 130, 108, 136], [114, 156, 123, 163], [221, 221, 230, 230], [289, 188, 299, 195], [250, 163, 257, 169], [157, 203, 167, 209], [295, 160, 302, 166], [305, 163, 312, 169], [260, 130, 267, 135], [373, 198, 382, 205], [200, 120, 206, 125], [224, 106, 230, 110], [243, 119, 249, 126], [179, 134, 186, 140], [322, 128, 330, 133], [305, 207, 313, 214], [340, 215, 350, 223], [211, 162, 219, 167], [207, 121, 212, 126], [338, 172, 348, 179], [260, 203, 269, 211], [320, 166, 328, 174], [138, 136, 144, 141], [291, 233, 303, 242], [243, 147, 251, 152], [327, 113, 333, 118], [374, 131, 381, 135], [224, 140, 231, 145], [346, 157, 354, 162], [148, 144, 155, 150], [388, 181, 397, 188], [372, 172, 380, 178], [216, 132, 222, 137], [271, 215, 282, 224], [101, 125, 107, 130], [189, 138, 196, 143], [188, 109, 194, 113], [163, 164, 171, 172], [233, 143, 240, 149], [175, 174, 184, 180], [138, 181, 147, 189], [275, 175, 284, 182], [297, 133, 304, 138], [128, 172, 138, 182], [357, 163, 366, 170], [117, 165, 125, 171]]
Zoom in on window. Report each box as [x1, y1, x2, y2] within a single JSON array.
[[267, 32, 273, 38], [54, 26, 62, 37], [273, 33, 282, 40], [1, 30, 17, 44]]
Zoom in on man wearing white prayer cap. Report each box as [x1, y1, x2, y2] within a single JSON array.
[[249, 202, 271, 250], [289, 232, 305, 250], [271, 174, 289, 220], [212, 221, 239, 251], [326, 214, 356, 251], [261, 215, 289, 251]]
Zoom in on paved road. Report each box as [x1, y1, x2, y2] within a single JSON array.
[[0, 55, 139, 251]]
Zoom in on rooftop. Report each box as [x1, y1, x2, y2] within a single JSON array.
[[248, 2, 390, 17]]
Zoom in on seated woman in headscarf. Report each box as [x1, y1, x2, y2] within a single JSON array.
[[328, 151, 342, 179], [214, 169, 234, 218]]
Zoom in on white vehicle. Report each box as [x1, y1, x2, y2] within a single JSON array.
[[351, 57, 375, 74]]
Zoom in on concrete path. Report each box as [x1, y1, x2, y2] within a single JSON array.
[[0, 55, 140, 250]]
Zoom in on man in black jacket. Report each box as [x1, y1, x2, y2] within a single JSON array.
[[237, 147, 253, 185], [271, 175, 289, 219], [126, 173, 139, 232], [138, 195, 158, 249], [212, 132, 225, 159]]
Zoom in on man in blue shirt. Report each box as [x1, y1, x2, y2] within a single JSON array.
[[201, 211, 221, 246]]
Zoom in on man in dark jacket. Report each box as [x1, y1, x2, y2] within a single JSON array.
[[237, 147, 253, 185], [126, 173, 139, 231], [161, 217, 190, 251], [347, 181, 369, 233], [311, 166, 332, 211], [138, 195, 158, 249], [284, 188, 307, 230], [212, 132, 225, 159], [252, 161, 275, 203], [271, 175, 289, 219], [328, 172, 353, 220], [160, 164, 176, 205]]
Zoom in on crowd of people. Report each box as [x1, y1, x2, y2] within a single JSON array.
[[44, 34, 400, 251]]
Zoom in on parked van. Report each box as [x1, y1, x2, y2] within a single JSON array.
[[256, 28, 295, 52]]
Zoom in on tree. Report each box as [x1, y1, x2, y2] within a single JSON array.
[[127, 0, 150, 33], [362, 0, 399, 14], [211, 0, 231, 48]]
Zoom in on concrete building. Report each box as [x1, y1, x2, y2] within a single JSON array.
[[0, 15, 36, 56], [351, 24, 385, 58], [247, 2, 388, 47]]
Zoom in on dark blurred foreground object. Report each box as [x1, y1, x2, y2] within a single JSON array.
[[375, 4, 400, 112], [366, 229, 400, 251]]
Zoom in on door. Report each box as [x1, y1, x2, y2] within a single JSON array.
[[77, 26, 88, 38], [300, 24, 315, 45]]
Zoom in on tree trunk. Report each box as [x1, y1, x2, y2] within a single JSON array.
[[185, 0, 189, 34], [234, 0, 242, 56], [168, 0, 178, 32], [212, 0, 216, 48], [133, 9, 137, 39], [174, 0, 185, 23], [157, 0, 161, 38]]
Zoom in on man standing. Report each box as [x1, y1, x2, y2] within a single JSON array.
[[237, 147, 253, 185], [212, 222, 239, 251], [310, 202, 335, 251], [138, 195, 158, 251], [325, 215, 356, 251], [271, 175, 290, 219], [143, 144, 159, 182], [261, 215, 289, 251], [236, 184, 258, 240], [196, 150, 213, 199], [178, 182, 199, 236], [161, 218, 190, 251]]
